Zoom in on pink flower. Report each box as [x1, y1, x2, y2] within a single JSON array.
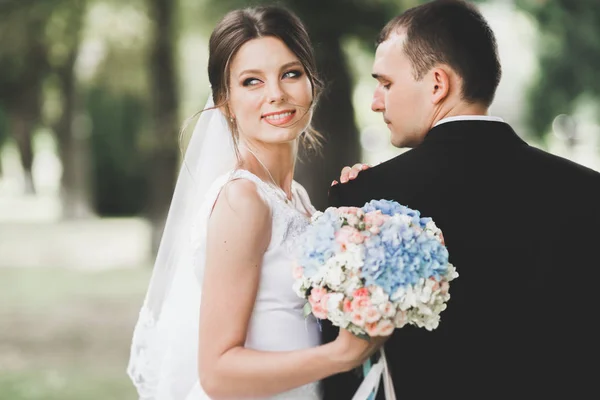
[[393, 310, 407, 328], [335, 226, 356, 249], [365, 322, 380, 336], [353, 288, 369, 298], [343, 298, 353, 313], [338, 206, 360, 215], [430, 277, 440, 292], [377, 319, 395, 336], [349, 230, 365, 244], [351, 311, 366, 327], [312, 303, 328, 319], [365, 306, 382, 323], [351, 297, 371, 312], [346, 214, 360, 226], [320, 293, 331, 309], [378, 302, 396, 318], [440, 281, 450, 295], [309, 287, 327, 304], [292, 263, 304, 280], [364, 211, 387, 227]]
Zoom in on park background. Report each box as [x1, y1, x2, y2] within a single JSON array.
[[1, 0, 599, 398]]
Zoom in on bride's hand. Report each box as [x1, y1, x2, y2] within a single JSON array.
[[332, 163, 371, 186], [331, 328, 390, 372]]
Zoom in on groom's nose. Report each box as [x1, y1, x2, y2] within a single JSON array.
[[371, 90, 384, 113]]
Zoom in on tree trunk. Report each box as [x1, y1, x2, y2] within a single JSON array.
[[51, 1, 92, 219], [55, 58, 94, 219], [146, 0, 180, 254], [295, 35, 361, 211], [8, 108, 36, 194]]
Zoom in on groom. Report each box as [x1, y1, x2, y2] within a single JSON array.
[[325, 0, 600, 399]]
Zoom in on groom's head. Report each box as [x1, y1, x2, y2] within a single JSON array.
[[372, 0, 501, 148]]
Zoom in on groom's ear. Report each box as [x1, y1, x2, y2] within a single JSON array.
[[430, 67, 451, 105]]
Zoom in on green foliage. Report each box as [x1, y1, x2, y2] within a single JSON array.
[[198, 0, 402, 49], [0, 106, 7, 147], [515, 0, 600, 137], [86, 87, 150, 216]]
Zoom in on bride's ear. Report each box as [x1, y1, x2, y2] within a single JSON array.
[[430, 67, 451, 105]]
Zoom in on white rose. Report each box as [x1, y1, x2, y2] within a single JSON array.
[[311, 211, 324, 222]]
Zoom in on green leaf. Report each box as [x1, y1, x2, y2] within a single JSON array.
[[303, 302, 312, 318]]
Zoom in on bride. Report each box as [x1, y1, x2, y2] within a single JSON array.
[[127, 5, 385, 400]]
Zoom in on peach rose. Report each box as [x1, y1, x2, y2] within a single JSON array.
[[440, 281, 450, 295], [351, 297, 371, 312], [343, 298, 353, 313], [351, 311, 366, 327], [365, 322, 380, 336], [312, 303, 328, 319], [353, 288, 369, 298], [365, 306, 382, 323], [309, 287, 327, 304], [378, 302, 396, 318], [377, 319, 395, 336], [394, 310, 407, 328]]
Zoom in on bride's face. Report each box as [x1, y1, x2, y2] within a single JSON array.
[[227, 36, 313, 146]]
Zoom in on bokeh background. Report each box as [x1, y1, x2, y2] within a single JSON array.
[[1, 0, 599, 399]]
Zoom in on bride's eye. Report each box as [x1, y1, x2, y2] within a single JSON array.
[[282, 70, 303, 79], [243, 78, 262, 87]]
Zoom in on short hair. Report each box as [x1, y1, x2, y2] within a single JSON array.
[[378, 0, 501, 107]]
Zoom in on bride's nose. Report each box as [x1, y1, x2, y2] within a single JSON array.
[[266, 82, 286, 104]]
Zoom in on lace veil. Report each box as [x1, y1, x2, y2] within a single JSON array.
[[127, 95, 236, 399]]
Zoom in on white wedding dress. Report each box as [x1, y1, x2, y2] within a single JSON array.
[[129, 169, 323, 400]]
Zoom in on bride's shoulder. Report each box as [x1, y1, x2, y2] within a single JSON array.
[[219, 176, 269, 209]]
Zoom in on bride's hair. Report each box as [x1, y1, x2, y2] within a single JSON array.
[[206, 5, 324, 158]]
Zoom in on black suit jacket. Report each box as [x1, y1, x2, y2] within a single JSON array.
[[323, 121, 600, 399]]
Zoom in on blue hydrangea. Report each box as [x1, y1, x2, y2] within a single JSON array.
[[295, 200, 451, 297], [295, 208, 344, 278], [360, 200, 450, 295]]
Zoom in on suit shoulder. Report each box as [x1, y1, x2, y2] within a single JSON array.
[[524, 146, 600, 181]]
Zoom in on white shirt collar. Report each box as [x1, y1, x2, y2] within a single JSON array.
[[434, 115, 504, 127]]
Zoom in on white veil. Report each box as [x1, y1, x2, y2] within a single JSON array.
[[127, 94, 236, 400]]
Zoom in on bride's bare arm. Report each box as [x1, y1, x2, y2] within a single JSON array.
[[198, 179, 377, 399]]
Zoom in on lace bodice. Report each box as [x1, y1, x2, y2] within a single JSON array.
[[129, 169, 322, 400]]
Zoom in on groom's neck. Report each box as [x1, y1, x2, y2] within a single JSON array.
[[429, 101, 489, 129]]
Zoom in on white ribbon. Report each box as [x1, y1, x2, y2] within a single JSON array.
[[351, 348, 396, 400]]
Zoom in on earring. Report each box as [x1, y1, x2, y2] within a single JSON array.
[[230, 117, 235, 123]]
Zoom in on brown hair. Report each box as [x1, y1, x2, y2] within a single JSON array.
[[206, 5, 324, 158], [378, 0, 501, 107]]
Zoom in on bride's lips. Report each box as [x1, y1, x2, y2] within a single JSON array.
[[262, 109, 296, 126]]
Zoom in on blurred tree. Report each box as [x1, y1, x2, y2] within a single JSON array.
[[45, 0, 93, 218], [0, 0, 53, 194], [87, 86, 149, 216], [515, 0, 600, 139], [146, 0, 181, 251], [199, 0, 407, 210], [0, 106, 6, 177], [0, 0, 92, 215]]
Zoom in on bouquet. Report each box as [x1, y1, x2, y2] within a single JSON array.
[[293, 199, 458, 336]]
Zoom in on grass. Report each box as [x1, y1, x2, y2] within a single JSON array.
[[0, 267, 152, 400]]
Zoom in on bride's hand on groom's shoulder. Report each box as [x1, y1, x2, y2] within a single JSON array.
[[332, 163, 371, 186], [330, 328, 390, 372]]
